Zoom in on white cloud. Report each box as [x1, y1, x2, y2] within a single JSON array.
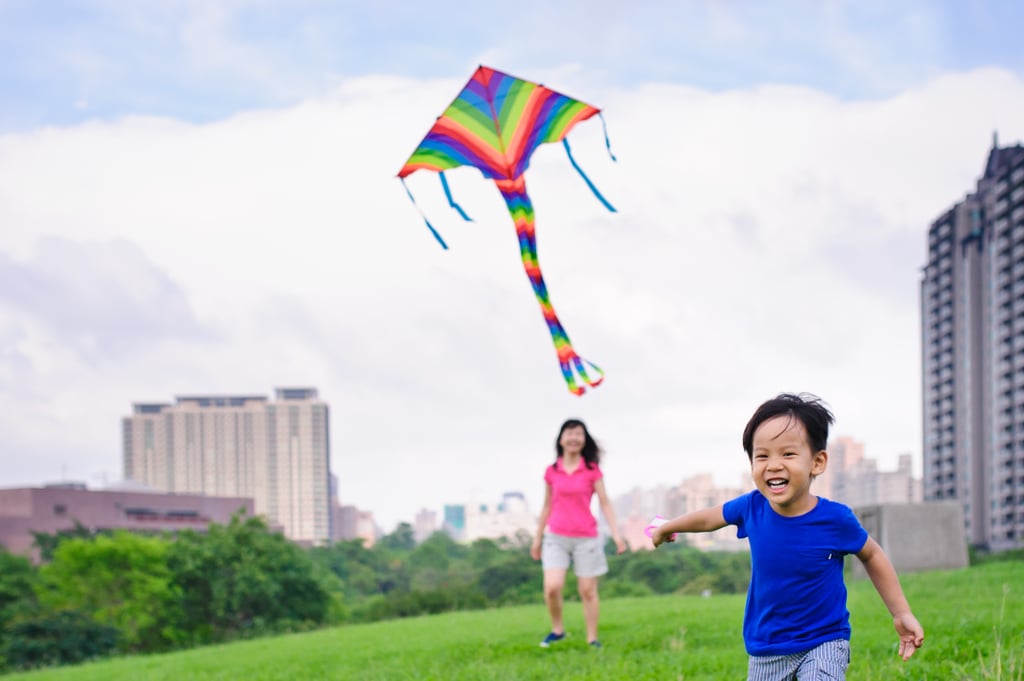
[[1, 67, 1023, 529]]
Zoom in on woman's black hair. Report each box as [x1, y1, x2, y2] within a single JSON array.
[[553, 418, 601, 470]]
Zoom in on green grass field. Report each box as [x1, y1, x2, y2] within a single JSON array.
[[4, 561, 1021, 680]]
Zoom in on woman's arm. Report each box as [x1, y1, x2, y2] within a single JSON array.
[[594, 479, 626, 553], [530, 483, 553, 561]]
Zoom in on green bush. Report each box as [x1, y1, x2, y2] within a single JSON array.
[[476, 558, 538, 602], [600, 578, 654, 598], [2, 610, 118, 671]]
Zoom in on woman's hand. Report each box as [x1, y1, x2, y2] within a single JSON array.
[[530, 536, 542, 561]]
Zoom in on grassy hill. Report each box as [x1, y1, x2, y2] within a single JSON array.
[[4, 561, 1021, 680]]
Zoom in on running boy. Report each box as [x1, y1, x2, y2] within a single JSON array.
[[652, 393, 924, 679]]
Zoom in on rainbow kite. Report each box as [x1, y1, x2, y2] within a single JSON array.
[[397, 65, 617, 395]]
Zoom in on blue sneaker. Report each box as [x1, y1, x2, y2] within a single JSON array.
[[588, 640, 602, 649], [539, 631, 566, 647]]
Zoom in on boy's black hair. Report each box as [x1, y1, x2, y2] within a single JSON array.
[[553, 418, 601, 470], [741, 393, 834, 459]]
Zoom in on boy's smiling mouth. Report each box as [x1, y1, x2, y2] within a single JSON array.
[[766, 478, 788, 491]]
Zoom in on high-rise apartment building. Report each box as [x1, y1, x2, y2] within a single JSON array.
[[122, 387, 331, 544], [921, 136, 1024, 551]]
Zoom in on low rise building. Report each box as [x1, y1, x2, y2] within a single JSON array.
[[0, 482, 253, 561]]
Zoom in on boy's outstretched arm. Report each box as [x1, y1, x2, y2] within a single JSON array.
[[856, 537, 925, 661], [651, 505, 727, 547]]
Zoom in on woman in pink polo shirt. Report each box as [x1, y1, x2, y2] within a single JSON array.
[[530, 418, 626, 649]]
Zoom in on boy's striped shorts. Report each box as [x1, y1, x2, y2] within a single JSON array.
[[746, 638, 850, 681]]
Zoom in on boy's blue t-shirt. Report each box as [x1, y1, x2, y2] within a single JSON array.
[[722, 490, 868, 656]]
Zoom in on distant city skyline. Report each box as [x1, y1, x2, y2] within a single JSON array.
[[0, 434, 923, 559], [389, 434, 923, 548], [2, 3, 1024, 531]]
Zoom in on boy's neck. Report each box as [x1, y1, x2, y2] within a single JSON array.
[[768, 493, 819, 517]]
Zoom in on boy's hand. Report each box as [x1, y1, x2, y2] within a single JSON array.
[[894, 613, 924, 661], [651, 527, 675, 548]]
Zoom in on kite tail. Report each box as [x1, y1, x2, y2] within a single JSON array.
[[495, 176, 604, 396]]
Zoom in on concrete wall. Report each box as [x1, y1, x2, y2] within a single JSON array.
[[850, 501, 968, 579]]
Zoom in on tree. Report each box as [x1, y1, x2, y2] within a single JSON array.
[[619, 548, 687, 593], [311, 539, 375, 596], [31, 522, 99, 563], [166, 512, 338, 644], [310, 538, 405, 597], [408, 532, 461, 575], [466, 538, 503, 569], [35, 531, 180, 652], [0, 549, 37, 632], [378, 522, 416, 552], [476, 554, 538, 603]]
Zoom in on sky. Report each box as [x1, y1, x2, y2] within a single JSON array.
[[2, 1, 1024, 532]]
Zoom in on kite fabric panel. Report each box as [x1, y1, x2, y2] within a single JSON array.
[[397, 65, 616, 396]]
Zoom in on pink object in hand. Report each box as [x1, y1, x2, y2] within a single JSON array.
[[644, 515, 677, 539]]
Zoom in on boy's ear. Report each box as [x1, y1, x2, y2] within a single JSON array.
[[811, 450, 828, 476]]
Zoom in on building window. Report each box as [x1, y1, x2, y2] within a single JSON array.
[[54, 504, 66, 516]]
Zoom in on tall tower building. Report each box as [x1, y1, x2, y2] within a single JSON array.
[[921, 135, 1024, 551], [122, 387, 331, 544]]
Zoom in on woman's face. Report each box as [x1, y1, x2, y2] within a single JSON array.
[[559, 425, 586, 455]]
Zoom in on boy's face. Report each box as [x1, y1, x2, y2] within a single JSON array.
[[749, 414, 827, 517]]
